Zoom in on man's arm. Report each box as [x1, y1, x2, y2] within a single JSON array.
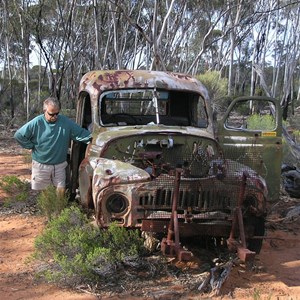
[[14, 124, 35, 149], [70, 119, 92, 144]]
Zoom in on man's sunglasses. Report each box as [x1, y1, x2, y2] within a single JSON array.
[[46, 111, 59, 117]]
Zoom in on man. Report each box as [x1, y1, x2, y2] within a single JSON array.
[[14, 97, 91, 195]]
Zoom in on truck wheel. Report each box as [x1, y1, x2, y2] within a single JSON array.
[[244, 215, 265, 254]]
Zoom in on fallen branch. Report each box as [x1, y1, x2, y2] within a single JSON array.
[[197, 259, 235, 296], [209, 260, 233, 296]]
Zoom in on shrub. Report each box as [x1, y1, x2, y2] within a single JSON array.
[[196, 71, 228, 101], [0, 175, 30, 206], [37, 185, 69, 220], [33, 206, 145, 287], [196, 71, 228, 112], [247, 114, 275, 131]]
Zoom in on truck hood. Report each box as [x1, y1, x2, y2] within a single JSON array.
[[90, 124, 215, 155]]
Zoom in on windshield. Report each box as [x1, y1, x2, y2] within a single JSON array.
[[99, 89, 208, 127]]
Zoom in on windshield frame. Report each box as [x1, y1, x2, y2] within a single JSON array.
[[99, 88, 208, 128]]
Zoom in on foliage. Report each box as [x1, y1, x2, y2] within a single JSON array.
[[247, 114, 276, 131], [0, 175, 30, 206], [291, 129, 300, 144], [37, 185, 69, 220], [196, 71, 228, 101], [196, 71, 228, 111], [1, 0, 299, 143], [33, 206, 145, 286]]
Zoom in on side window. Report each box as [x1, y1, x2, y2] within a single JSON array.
[[225, 99, 276, 131], [82, 95, 92, 131]]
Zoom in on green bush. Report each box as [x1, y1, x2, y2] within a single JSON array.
[[290, 129, 300, 144], [247, 114, 275, 130], [196, 71, 228, 101], [0, 175, 30, 206], [196, 71, 228, 112], [37, 185, 69, 220], [33, 206, 145, 286]]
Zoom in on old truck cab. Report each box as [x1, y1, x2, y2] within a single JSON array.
[[69, 70, 282, 261]]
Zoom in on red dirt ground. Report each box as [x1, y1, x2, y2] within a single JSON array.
[[1, 132, 300, 300]]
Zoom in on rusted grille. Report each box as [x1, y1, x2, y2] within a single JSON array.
[[138, 174, 234, 213], [139, 188, 232, 211]]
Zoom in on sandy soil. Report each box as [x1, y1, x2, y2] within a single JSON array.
[[1, 132, 300, 300]]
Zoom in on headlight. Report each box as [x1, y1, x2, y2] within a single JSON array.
[[106, 194, 128, 214]]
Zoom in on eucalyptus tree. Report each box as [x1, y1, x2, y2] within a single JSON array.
[[246, 0, 300, 108], [32, 0, 79, 102], [226, 0, 250, 96], [278, 2, 300, 114], [110, 0, 231, 73], [0, 0, 37, 120], [1, 0, 300, 119], [105, 0, 163, 70], [13, 0, 32, 118], [0, 0, 15, 120]]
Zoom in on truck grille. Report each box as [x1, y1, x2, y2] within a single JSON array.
[[138, 175, 233, 212]]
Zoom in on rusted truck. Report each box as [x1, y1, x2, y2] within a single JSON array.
[[69, 70, 282, 261]]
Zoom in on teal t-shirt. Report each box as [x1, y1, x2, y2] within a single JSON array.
[[14, 114, 91, 164]]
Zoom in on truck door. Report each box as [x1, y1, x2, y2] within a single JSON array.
[[217, 96, 282, 202], [68, 93, 92, 197]]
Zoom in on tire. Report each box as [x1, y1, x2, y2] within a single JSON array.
[[244, 215, 265, 254]]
